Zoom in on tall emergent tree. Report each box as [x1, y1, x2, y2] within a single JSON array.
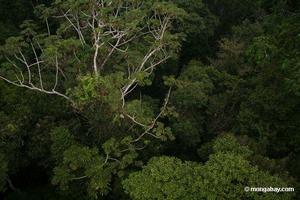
[[0, 0, 185, 198]]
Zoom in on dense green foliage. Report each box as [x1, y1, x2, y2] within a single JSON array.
[[123, 135, 292, 200], [0, 0, 299, 199]]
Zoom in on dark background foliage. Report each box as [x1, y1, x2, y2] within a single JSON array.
[[0, 0, 299, 199]]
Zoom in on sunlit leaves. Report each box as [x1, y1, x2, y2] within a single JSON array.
[[123, 156, 201, 200], [71, 73, 125, 111], [123, 135, 294, 200], [212, 134, 252, 157]]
